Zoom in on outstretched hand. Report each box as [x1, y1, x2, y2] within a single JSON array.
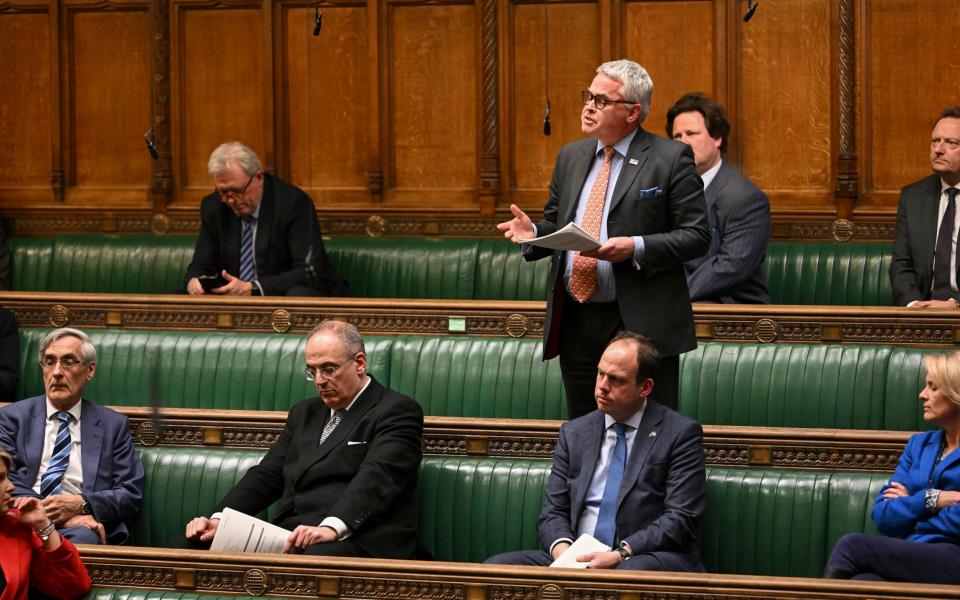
[[497, 204, 535, 244]]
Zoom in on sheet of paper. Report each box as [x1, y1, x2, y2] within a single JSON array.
[[209, 507, 292, 554], [518, 222, 601, 252], [549, 533, 611, 568]]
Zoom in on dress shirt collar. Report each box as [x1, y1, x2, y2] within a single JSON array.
[[701, 158, 723, 190], [602, 401, 646, 431], [329, 375, 372, 418], [594, 129, 638, 160], [940, 179, 960, 196], [45, 396, 82, 423]]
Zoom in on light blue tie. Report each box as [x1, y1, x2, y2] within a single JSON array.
[[40, 411, 72, 497], [239, 216, 256, 282], [594, 422, 627, 547]]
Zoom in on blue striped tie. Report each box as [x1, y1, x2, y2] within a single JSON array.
[[239, 216, 256, 282], [594, 422, 627, 547], [40, 411, 72, 497]]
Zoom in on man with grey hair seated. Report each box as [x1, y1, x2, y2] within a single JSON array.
[[184, 141, 348, 297], [0, 327, 144, 544]]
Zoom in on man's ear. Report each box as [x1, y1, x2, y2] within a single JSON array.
[[626, 103, 643, 124], [639, 377, 654, 398]]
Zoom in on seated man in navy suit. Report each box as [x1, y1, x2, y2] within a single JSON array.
[[485, 332, 706, 570], [0, 328, 144, 544]]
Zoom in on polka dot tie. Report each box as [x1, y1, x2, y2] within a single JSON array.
[[569, 147, 615, 303]]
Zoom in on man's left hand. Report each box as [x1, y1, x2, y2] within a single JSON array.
[[41, 493, 84, 524], [910, 300, 959, 309], [212, 270, 253, 296], [580, 237, 635, 263], [576, 550, 623, 569], [64, 514, 106, 543], [283, 524, 338, 553]]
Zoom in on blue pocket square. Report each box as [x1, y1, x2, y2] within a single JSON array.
[[638, 187, 664, 198]]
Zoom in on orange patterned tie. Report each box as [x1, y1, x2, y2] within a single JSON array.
[[569, 146, 615, 302]]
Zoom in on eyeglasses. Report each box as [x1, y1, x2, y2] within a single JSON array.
[[40, 356, 84, 370], [931, 137, 960, 151], [582, 90, 633, 110], [216, 173, 256, 201], [303, 354, 358, 381]]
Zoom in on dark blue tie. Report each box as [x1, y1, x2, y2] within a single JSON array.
[[239, 216, 256, 282], [933, 188, 960, 300], [40, 411, 72, 497], [594, 422, 627, 547]]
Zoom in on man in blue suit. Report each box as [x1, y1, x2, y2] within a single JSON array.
[[667, 92, 770, 304], [0, 328, 144, 544], [485, 332, 706, 570]]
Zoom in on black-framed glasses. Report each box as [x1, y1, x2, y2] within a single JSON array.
[[581, 90, 633, 110], [216, 173, 256, 201], [303, 353, 358, 381], [40, 356, 84, 370]]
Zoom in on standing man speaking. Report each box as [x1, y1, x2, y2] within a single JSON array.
[[498, 60, 708, 418]]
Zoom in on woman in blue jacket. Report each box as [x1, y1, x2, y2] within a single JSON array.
[[823, 352, 960, 583]]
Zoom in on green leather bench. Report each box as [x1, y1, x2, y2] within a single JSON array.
[[9, 235, 894, 305], [130, 446, 887, 578], [86, 590, 285, 600], [17, 329, 933, 429]]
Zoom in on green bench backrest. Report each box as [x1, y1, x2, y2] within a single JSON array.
[[19, 329, 935, 429], [131, 447, 888, 577], [764, 242, 893, 305]]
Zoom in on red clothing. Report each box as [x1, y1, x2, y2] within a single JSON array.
[[0, 513, 91, 600]]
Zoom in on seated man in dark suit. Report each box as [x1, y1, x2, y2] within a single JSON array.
[[485, 331, 706, 571], [0, 327, 145, 544], [890, 106, 960, 309], [667, 92, 770, 304], [180, 320, 424, 558], [184, 141, 348, 297]]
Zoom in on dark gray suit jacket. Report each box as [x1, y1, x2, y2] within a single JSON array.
[[527, 128, 709, 359], [890, 174, 957, 305], [0, 396, 145, 544], [538, 400, 706, 567], [684, 163, 770, 303]]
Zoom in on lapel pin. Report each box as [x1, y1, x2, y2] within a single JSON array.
[[648, 431, 657, 437], [628, 158, 639, 165]]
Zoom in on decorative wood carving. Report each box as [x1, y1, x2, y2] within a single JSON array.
[[835, 0, 857, 199]]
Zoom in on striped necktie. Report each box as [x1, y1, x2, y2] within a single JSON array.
[[239, 216, 257, 282], [319, 410, 343, 446], [40, 411, 72, 497]]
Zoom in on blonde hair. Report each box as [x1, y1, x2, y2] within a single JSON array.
[[0, 447, 11, 471], [923, 352, 960, 408]]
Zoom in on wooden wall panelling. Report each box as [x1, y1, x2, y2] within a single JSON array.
[[62, 0, 152, 207], [278, 0, 373, 207], [859, 0, 960, 213], [0, 0, 54, 205], [833, 0, 856, 214], [739, 0, 834, 213], [169, 0, 271, 208], [477, 0, 499, 213], [148, 0, 173, 212]]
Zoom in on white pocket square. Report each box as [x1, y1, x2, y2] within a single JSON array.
[[347, 440, 367, 446], [638, 186, 664, 198]]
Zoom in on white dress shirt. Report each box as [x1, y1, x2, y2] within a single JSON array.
[[33, 398, 84, 496]]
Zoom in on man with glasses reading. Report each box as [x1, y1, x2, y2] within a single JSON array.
[[891, 107, 960, 309], [184, 141, 348, 296], [497, 60, 708, 417], [180, 320, 424, 558], [0, 328, 144, 545]]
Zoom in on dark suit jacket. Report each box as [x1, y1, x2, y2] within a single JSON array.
[[184, 173, 349, 296], [684, 163, 770, 303], [0, 396, 145, 544], [528, 128, 709, 358], [214, 376, 424, 559], [890, 174, 958, 305], [538, 400, 706, 566], [0, 307, 19, 403]]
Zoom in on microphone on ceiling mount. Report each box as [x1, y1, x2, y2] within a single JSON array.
[[743, 0, 759, 22], [543, 98, 552, 136], [313, 0, 323, 36], [144, 128, 159, 160]]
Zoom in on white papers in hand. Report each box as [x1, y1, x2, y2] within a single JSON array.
[[548, 533, 611, 568], [518, 222, 601, 252], [209, 507, 292, 554]]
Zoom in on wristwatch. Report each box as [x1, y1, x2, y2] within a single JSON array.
[[81, 495, 93, 516], [615, 545, 631, 562], [925, 488, 941, 513], [36, 521, 56, 542]]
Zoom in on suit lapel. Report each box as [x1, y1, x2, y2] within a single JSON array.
[[920, 177, 942, 278], [79, 400, 104, 492], [562, 143, 598, 225], [570, 413, 605, 515], [26, 398, 46, 480], [224, 207, 242, 275], [255, 176, 275, 267], [608, 129, 651, 215], [617, 400, 665, 507]]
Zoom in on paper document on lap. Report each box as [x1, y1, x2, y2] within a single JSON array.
[[549, 533, 611, 568], [210, 507, 292, 553], [519, 222, 601, 252]]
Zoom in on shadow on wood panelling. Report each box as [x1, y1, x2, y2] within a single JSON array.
[[861, 0, 960, 210], [0, 8, 52, 193]]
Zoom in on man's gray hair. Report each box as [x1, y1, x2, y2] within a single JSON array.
[[207, 141, 262, 178], [597, 60, 653, 125], [40, 328, 97, 364], [308, 320, 366, 358]]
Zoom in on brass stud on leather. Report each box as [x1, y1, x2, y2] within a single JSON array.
[[505, 314, 529, 338], [136, 421, 160, 446], [537, 583, 563, 600], [754, 318, 780, 343], [270, 309, 292, 333], [242, 569, 269, 596], [151, 213, 171, 236], [49, 305, 69, 327], [832, 218, 855, 242], [366, 215, 386, 238]]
